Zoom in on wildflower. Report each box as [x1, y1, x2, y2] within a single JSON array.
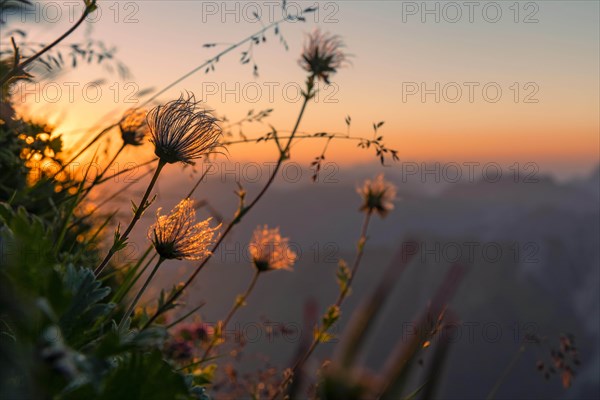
[[164, 338, 194, 362], [147, 93, 222, 165], [357, 174, 397, 218], [172, 321, 212, 343], [248, 225, 297, 272], [299, 29, 349, 83], [119, 108, 148, 146], [148, 198, 220, 260], [192, 322, 212, 342]]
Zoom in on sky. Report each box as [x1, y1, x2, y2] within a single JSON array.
[[4, 0, 600, 179]]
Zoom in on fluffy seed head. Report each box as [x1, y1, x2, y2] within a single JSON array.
[[119, 108, 148, 146], [299, 29, 349, 83], [149, 198, 220, 260], [248, 225, 297, 272], [148, 93, 222, 165], [357, 174, 397, 218]]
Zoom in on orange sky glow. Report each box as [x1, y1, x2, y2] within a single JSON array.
[[5, 1, 599, 179]]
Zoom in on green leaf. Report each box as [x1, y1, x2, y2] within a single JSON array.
[[336, 259, 351, 294], [191, 364, 217, 385], [128, 326, 167, 348], [59, 265, 113, 343], [322, 305, 340, 329], [0, 204, 56, 294]]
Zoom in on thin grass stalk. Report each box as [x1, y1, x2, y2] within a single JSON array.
[[67, 167, 155, 230], [486, 343, 527, 400], [195, 270, 260, 366], [109, 246, 154, 303], [165, 303, 207, 330], [78, 142, 126, 201], [54, 149, 97, 254], [378, 264, 466, 399], [418, 313, 458, 400], [335, 212, 371, 304], [334, 241, 419, 368], [70, 211, 116, 258], [52, 124, 117, 180], [56, 157, 158, 213], [220, 131, 361, 146], [94, 159, 166, 276], [118, 256, 165, 330]]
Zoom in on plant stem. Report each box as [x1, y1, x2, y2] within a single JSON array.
[[142, 87, 313, 329], [486, 343, 526, 400], [53, 124, 118, 180], [118, 256, 165, 330], [335, 212, 371, 305], [142, 19, 286, 108], [94, 159, 166, 276], [0, 4, 92, 86], [97, 143, 126, 183], [54, 150, 99, 254], [195, 270, 260, 365], [67, 166, 156, 230], [240, 89, 311, 213], [94, 158, 157, 185], [185, 167, 212, 199], [62, 157, 157, 197], [166, 302, 207, 330], [270, 211, 373, 400], [78, 143, 126, 201]]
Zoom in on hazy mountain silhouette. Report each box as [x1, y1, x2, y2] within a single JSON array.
[[120, 162, 599, 399]]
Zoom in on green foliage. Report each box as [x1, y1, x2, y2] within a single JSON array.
[[315, 305, 341, 344], [0, 202, 57, 296], [336, 259, 351, 294], [96, 351, 191, 400], [0, 105, 204, 398], [191, 364, 218, 386], [317, 370, 366, 400], [0, 204, 201, 398], [322, 305, 340, 329], [59, 265, 114, 343]]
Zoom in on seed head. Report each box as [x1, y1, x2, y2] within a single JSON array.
[[299, 29, 349, 83], [119, 108, 148, 146], [149, 198, 220, 260], [248, 225, 297, 272], [357, 174, 397, 218], [148, 93, 222, 165]]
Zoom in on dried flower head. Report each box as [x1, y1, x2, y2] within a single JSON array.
[[147, 93, 222, 165], [248, 225, 297, 272], [149, 198, 220, 260], [119, 108, 148, 146], [357, 174, 397, 218], [299, 29, 349, 83]]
